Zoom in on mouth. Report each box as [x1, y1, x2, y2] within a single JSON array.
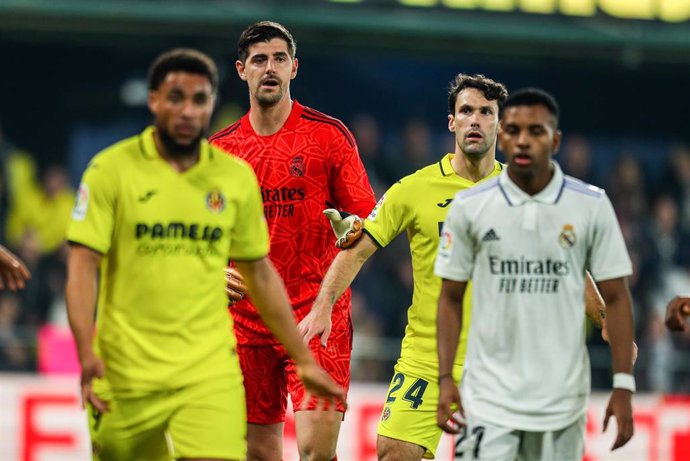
[[175, 124, 197, 138], [465, 131, 484, 142], [512, 153, 532, 166], [260, 78, 280, 89]]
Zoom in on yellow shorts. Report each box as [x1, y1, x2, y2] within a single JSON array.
[[88, 372, 246, 461], [377, 364, 443, 459]]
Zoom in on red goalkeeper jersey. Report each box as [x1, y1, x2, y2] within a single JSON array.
[[210, 100, 376, 344]]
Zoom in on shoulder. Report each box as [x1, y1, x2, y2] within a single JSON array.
[[209, 120, 243, 145], [86, 134, 142, 171], [299, 105, 356, 148], [562, 175, 605, 199]]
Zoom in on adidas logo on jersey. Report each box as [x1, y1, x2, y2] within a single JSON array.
[[482, 229, 500, 242]]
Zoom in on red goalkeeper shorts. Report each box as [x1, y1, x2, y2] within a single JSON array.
[[236, 325, 352, 424]]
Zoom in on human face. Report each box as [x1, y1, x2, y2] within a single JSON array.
[[236, 38, 298, 107], [499, 105, 561, 180], [148, 71, 215, 157], [448, 88, 500, 160]]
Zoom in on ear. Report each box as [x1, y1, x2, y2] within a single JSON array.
[[447, 114, 454, 133], [552, 129, 562, 155], [290, 57, 299, 80], [236, 60, 247, 81], [148, 91, 159, 115]]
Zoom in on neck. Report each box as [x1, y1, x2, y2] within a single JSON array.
[[248, 95, 293, 136], [153, 131, 199, 173], [450, 150, 496, 182], [508, 162, 555, 196]]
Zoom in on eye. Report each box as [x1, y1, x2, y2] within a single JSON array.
[[481, 108, 493, 115], [460, 107, 472, 114]]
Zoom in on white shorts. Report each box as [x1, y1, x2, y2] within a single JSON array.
[[454, 414, 586, 461]]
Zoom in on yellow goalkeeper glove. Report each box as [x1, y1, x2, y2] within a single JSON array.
[[323, 208, 363, 249]]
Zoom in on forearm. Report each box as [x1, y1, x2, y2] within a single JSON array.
[[584, 271, 606, 328], [437, 280, 466, 378], [600, 279, 634, 374], [313, 234, 377, 312], [236, 258, 315, 366], [65, 246, 100, 362]]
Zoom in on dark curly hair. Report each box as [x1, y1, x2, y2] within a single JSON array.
[[448, 73, 508, 117]]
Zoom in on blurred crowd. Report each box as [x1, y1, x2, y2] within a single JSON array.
[[1, 116, 689, 394]]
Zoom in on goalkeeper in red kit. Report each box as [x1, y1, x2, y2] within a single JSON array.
[[211, 21, 375, 461]]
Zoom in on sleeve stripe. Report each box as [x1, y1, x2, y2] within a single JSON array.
[[209, 121, 241, 143], [301, 109, 356, 148]]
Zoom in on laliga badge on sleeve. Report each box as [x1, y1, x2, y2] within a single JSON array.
[[72, 183, 89, 221]]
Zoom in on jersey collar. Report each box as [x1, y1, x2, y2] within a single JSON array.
[[140, 126, 210, 165], [498, 160, 566, 206], [439, 153, 504, 180], [240, 99, 304, 135]]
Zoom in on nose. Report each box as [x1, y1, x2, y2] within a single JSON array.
[[516, 130, 530, 147], [180, 100, 198, 118], [265, 58, 277, 74]]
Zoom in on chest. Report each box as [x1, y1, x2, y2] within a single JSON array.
[[473, 200, 591, 262], [225, 131, 331, 189], [116, 164, 239, 239]]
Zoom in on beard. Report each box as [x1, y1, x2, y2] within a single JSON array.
[[255, 87, 284, 107], [460, 138, 492, 158], [157, 125, 204, 158]]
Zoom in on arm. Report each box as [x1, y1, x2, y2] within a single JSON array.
[[65, 243, 108, 412], [235, 257, 345, 403], [586, 271, 638, 363], [299, 234, 378, 345], [0, 245, 31, 291], [598, 277, 635, 451], [436, 278, 467, 434]]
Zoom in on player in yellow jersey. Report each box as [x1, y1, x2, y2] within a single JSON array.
[[312, 75, 617, 460], [309, 74, 507, 460], [65, 48, 344, 461]]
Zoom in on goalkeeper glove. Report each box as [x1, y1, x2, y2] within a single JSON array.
[[323, 208, 363, 249], [225, 266, 247, 306]]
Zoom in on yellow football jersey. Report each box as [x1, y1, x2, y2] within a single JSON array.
[[364, 154, 502, 378], [68, 126, 268, 394]]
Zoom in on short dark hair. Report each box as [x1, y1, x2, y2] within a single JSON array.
[[503, 88, 560, 127], [238, 21, 297, 63], [448, 74, 508, 116], [147, 48, 218, 93]]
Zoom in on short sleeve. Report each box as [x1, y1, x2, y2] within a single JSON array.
[[228, 167, 270, 261], [587, 193, 633, 281], [363, 181, 413, 248], [434, 195, 475, 282], [67, 155, 117, 254]]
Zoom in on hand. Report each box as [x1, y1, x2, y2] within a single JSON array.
[[437, 375, 464, 434], [0, 245, 31, 291], [80, 353, 109, 414], [665, 296, 690, 332], [323, 209, 363, 249], [225, 267, 247, 306], [297, 361, 347, 412], [603, 388, 634, 451], [297, 306, 332, 347]]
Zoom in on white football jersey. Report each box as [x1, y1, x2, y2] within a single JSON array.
[[435, 162, 632, 431]]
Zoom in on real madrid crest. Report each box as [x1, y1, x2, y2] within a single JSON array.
[[206, 189, 226, 213], [290, 155, 305, 177], [558, 224, 576, 248]]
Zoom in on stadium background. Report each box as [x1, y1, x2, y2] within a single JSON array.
[[0, 0, 689, 459]]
